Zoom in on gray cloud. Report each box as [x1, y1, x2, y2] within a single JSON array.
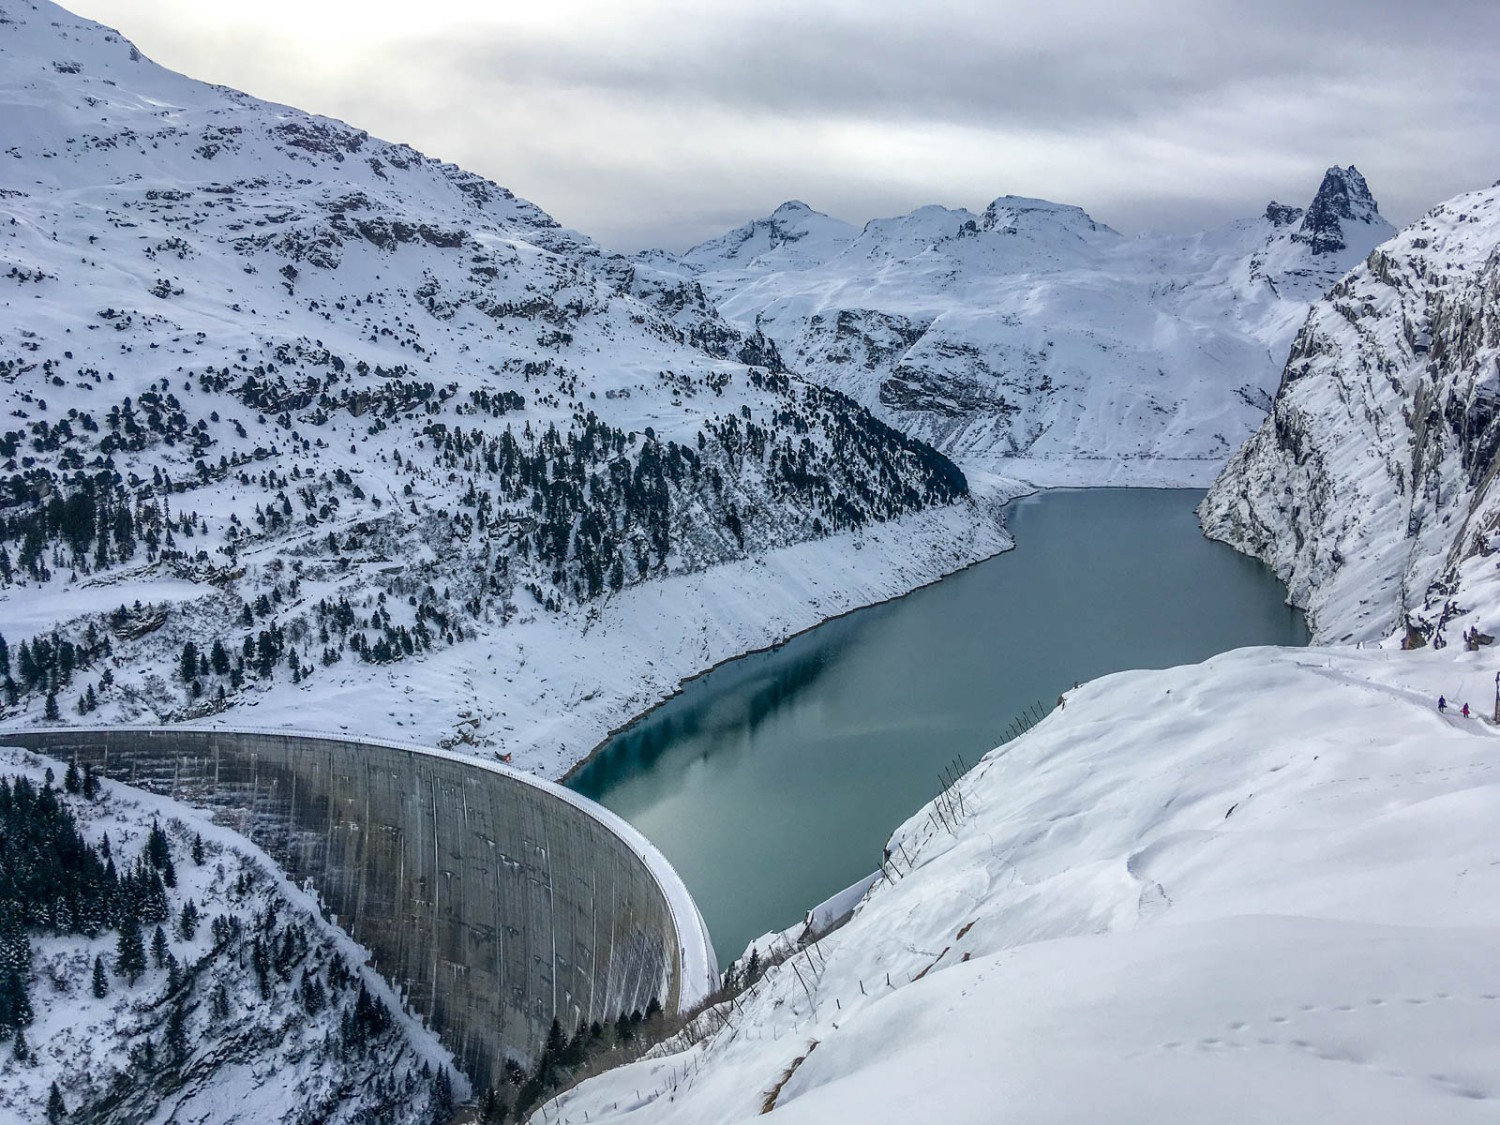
[[65, 0, 1500, 250]]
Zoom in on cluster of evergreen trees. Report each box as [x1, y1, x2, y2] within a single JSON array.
[[474, 999, 664, 1123], [421, 375, 967, 609], [0, 461, 211, 583], [708, 378, 968, 523], [2, 628, 108, 712], [0, 766, 454, 1123], [0, 618, 123, 717], [0, 768, 186, 1051]]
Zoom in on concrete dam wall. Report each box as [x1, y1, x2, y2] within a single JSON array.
[[1, 726, 717, 1090]]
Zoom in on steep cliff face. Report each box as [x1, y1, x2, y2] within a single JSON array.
[[1200, 183, 1500, 643], [651, 169, 1394, 485], [1293, 165, 1384, 254]]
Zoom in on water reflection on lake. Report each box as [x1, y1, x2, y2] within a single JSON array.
[[570, 489, 1308, 966]]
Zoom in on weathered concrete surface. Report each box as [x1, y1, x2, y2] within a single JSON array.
[[2, 726, 717, 1090]]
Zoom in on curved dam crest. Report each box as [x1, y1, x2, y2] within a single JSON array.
[[1, 726, 717, 1091]]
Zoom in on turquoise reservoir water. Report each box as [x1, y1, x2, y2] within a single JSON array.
[[569, 489, 1308, 966]]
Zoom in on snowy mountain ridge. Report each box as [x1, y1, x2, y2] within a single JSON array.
[[0, 0, 1001, 767], [1201, 181, 1500, 645], [648, 166, 1394, 485]]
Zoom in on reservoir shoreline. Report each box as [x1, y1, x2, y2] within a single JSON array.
[[570, 488, 1309, 965]]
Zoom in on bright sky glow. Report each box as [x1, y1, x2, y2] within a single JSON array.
[[61, 0, 1500, 251]]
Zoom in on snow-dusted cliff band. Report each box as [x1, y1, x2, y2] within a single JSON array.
[[647, 167, 1392, 485], [1201, 182, 1500, 645]]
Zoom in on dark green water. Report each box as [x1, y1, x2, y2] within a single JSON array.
[[569, 489, 1308, 966]]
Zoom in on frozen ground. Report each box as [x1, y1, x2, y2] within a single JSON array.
[[545, 643, 1500, 1123]]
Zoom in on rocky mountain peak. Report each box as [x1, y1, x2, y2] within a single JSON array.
[[979, 195, 1114, 237], [1294, 165, 1382, 254], [1264, 201, 1305, 227], [678, 201, 856, 270]]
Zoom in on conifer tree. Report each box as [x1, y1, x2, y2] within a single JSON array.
[[147, 821, 171, 869], [115, 916, 146, 985], [563, 1019, 588, 1067], [479, 1087, 509, 1124], [0, 968, 31, 1039], [91, 955, 109, 999], [178, 900, 199, 941], [46, 1080, 66, 1123], [166, 996, 188, 1062], [151, 925, 170, 970], [178, 641, 198, 683], [431, 1068, 454, 1123], [543, 1016, 567, 1068]]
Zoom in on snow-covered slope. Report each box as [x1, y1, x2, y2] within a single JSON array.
[[533, 180, 1500, 1125], [545, 643, 1500, 1124], [0, 744, 459, 1124], [674, 201, 858, 274], [0, 0, 1001, 770], [1200, 183, 1500, 645], [651, 169, 1393, 486]]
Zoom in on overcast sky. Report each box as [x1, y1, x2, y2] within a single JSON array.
[[64, 0, 1500, 252]]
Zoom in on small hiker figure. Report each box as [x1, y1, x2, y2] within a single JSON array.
[[1438, 695, 1447, 712], [1462, 703, 1471, 719]]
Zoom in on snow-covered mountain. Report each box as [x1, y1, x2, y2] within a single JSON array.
[[0, 744, 458, 1125], [648, 168, 1393, 485], [541, 182, 1500, 1125], [542, 643, 1500, 1124], [1200, 182, 1500, 645], [674, 200, 858, 273], [0, 0, 1000, 768]]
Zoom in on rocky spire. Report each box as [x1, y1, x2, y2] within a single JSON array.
[[1294, 165, 1382, 254]]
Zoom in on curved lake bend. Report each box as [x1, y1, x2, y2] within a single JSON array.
[[569, 488, 1308, 967]]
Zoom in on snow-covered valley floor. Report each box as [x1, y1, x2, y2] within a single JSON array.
[[545, 642, 1500, 1123]]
